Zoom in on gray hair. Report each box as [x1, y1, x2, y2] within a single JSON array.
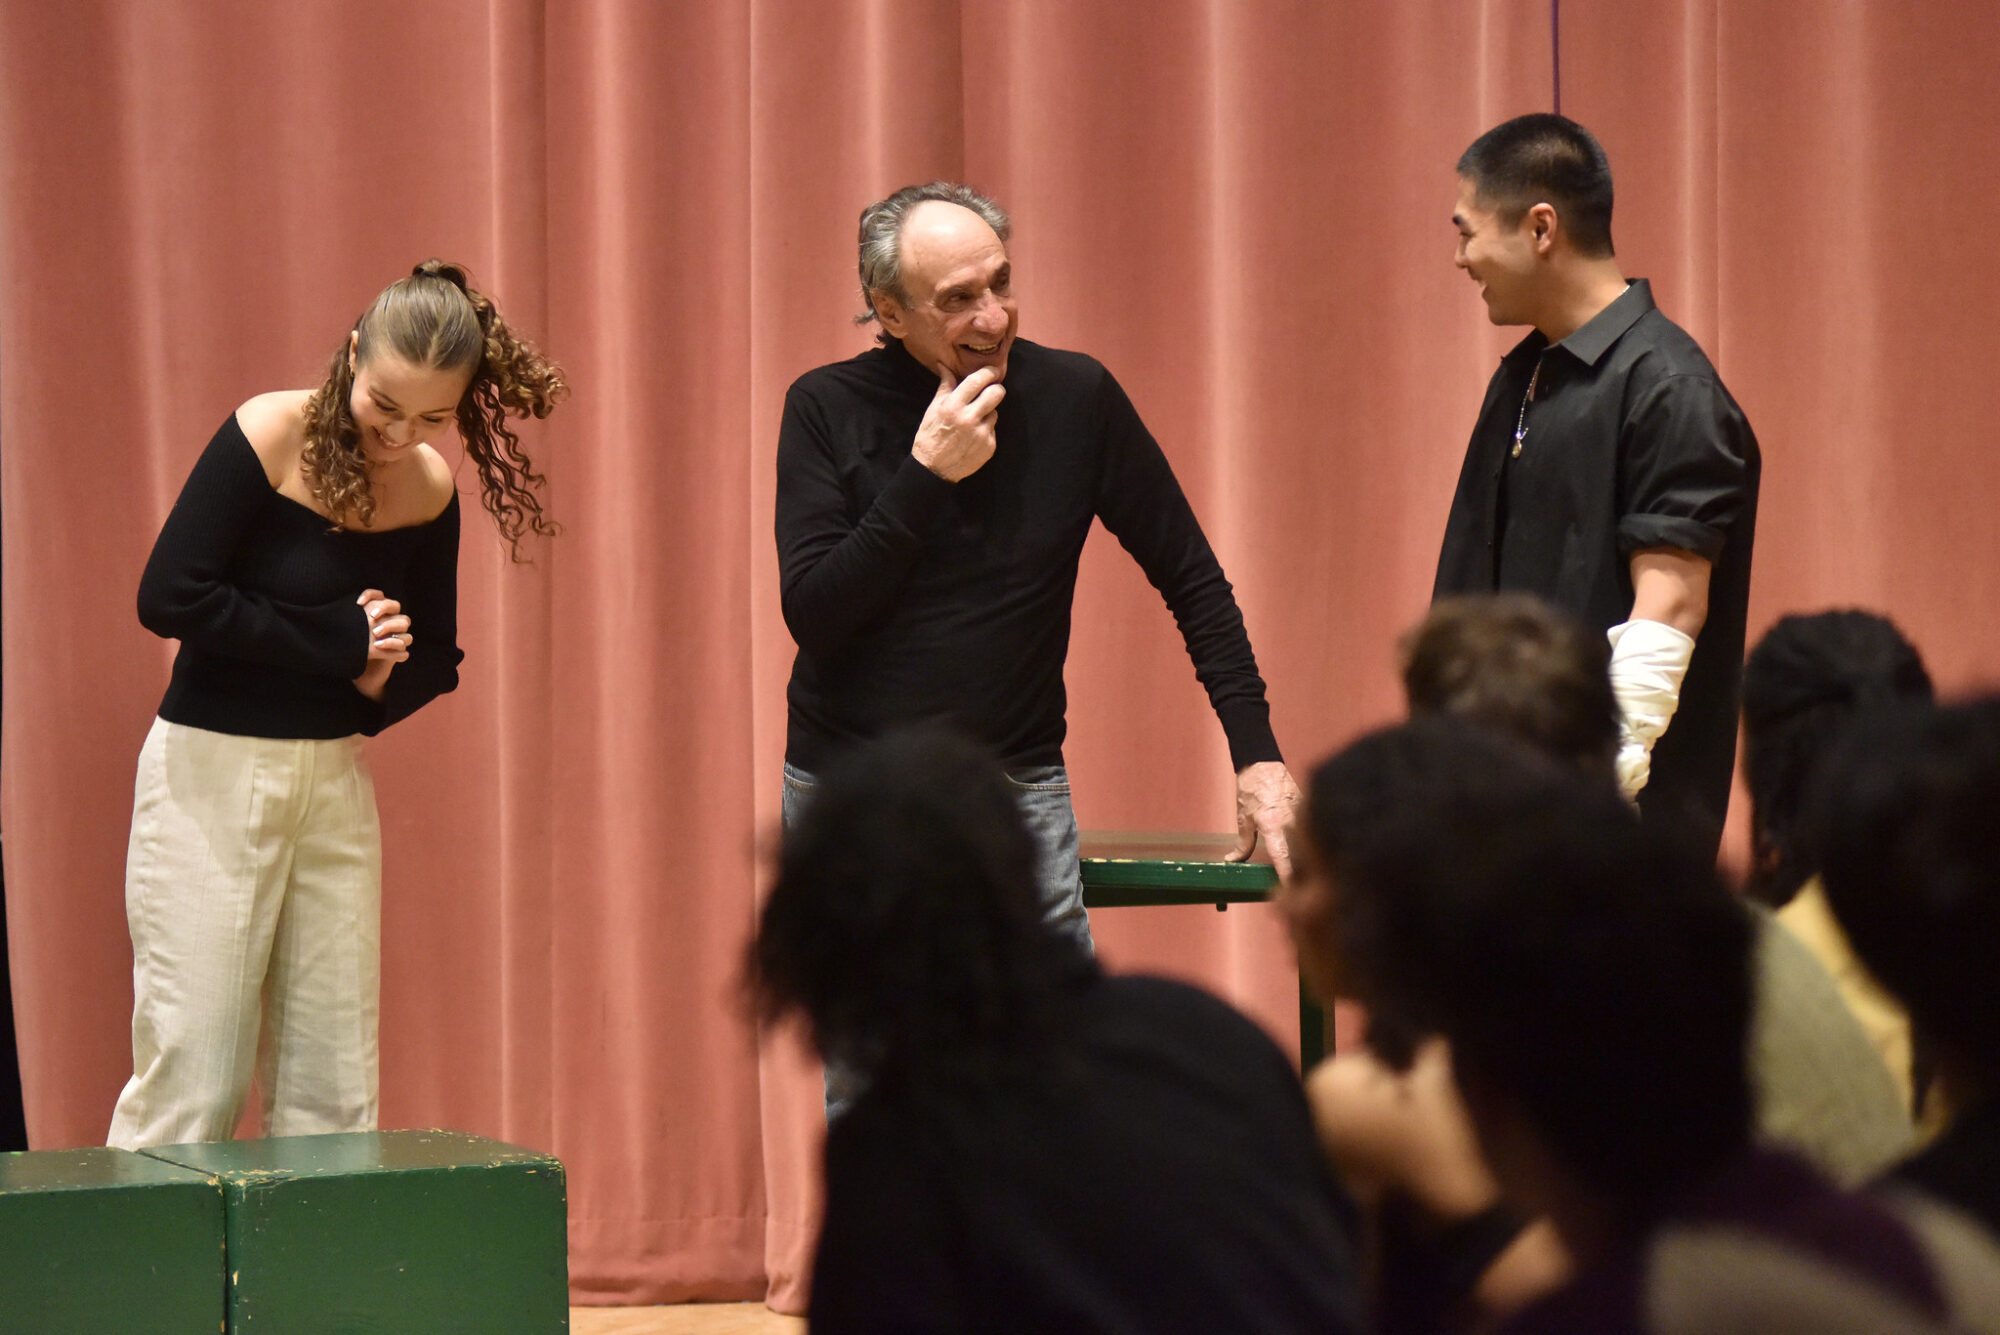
[[854, 182, 1011, 329]]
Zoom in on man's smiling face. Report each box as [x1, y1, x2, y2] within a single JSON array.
[[1453, 176, 1541, 329], [873, 200, 1019, 382]]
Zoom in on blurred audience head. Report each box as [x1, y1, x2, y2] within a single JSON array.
[[1809, 697, 2000, 1095], [1400, 593, 1620, 781], [748, 726, 1088, 1088], [1303, 720, 1753, 1239], [1286, 593, 1622, 1035], [1742, 610, 1932, 907]]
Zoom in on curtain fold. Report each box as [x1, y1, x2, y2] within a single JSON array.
[[1561, 0, 2000, 867], [7, 0, 1995, 1310]]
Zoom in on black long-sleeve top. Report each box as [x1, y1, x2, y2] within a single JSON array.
[[777, 338, 1279, 772], [138, 413, 463, 739]]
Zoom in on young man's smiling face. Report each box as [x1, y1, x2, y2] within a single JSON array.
[[1453, 176, 1544, 329]]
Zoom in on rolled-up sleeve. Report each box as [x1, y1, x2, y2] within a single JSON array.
[[1617, 373, 1755, 562]]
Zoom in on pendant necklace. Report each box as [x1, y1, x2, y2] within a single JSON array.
[[1511, 356, 1546, 459]]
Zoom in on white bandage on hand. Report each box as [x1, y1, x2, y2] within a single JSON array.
[[1606, 618, 1696, 801]]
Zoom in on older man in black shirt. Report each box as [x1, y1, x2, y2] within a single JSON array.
[[777, 182, 1299, 949], [1436, 115, 1760, 854]]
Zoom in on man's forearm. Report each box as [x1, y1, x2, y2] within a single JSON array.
[[1628, 547, 1710, 638]]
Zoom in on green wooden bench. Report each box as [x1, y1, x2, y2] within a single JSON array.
[[1080, 832, 1328, 1067]]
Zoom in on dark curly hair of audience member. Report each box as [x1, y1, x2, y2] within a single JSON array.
[[1310, 720, 1753, 1217], [1808, 698, 2000, 1087], [1741, 610, 1932, 908], [747, 727, 1092, 1093]]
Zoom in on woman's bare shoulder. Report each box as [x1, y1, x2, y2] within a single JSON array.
[[413, 444, 459, 522], [232, 390, 313, 487]]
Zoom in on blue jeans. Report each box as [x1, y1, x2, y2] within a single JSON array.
[[781, 759, 1095, 1116], [779, 761, 1094, 953]]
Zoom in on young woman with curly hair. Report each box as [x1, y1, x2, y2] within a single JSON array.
[[107, 260, 565, 1148]]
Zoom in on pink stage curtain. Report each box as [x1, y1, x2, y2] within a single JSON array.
[[4, 0, 1996, 1310]]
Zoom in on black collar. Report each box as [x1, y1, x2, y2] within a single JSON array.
[[1501, 278, 1656, 371], [879, 336, 940, 391], [1555, 278, 1655, 367]]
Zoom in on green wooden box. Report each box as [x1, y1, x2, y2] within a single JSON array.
[[0, 1146, 226, 1333], [142, 1129, 567, 1334]]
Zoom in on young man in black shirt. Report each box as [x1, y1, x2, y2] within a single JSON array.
[[777, 182, 1298, 949], [1434, 114, 1760, 855]]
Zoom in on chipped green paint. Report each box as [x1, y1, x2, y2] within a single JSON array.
[[1079, 831, 1279, 906], [140, 1130, 567, 1334], [0, 1147, 226, 1332]]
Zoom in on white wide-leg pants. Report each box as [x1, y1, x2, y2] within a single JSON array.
[[107, 718, 382, 1149]]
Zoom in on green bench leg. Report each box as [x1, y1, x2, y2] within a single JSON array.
[[1300, 983, 1330, 1069]]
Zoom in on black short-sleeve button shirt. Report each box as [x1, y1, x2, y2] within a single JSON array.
[[1434, 280, 1761, 847]]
